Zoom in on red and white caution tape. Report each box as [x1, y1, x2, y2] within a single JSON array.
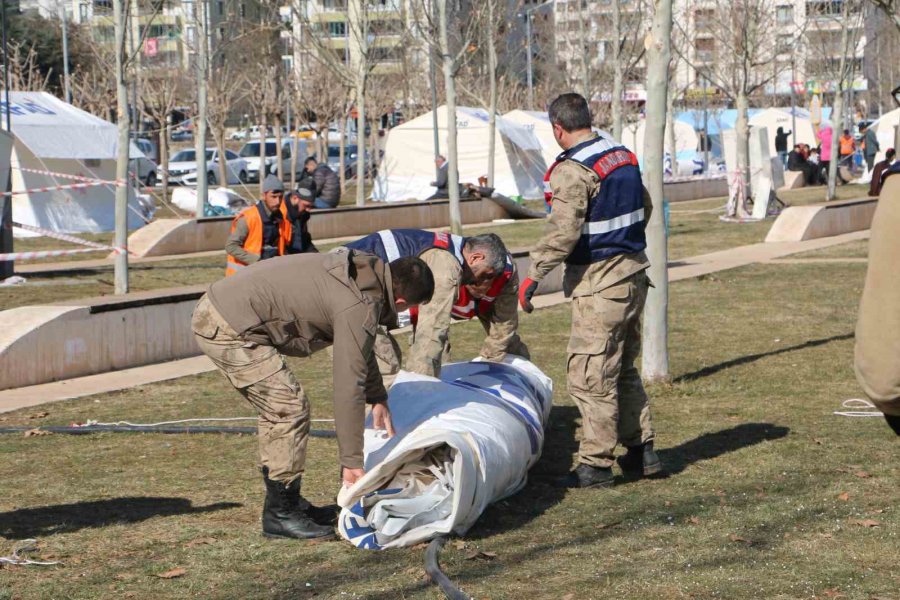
[[0, 247, 109, 261], [1, 178, 125, 197], [13, 166, 108, 184], [11, 222, 117, 250]]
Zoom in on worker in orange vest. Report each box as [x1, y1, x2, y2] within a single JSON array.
[[225, 175, 294, 276], [839, 128, 856, 167]]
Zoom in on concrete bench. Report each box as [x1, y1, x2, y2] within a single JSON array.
[[129, 196, 511, 258], [765, 197, 878, 242], [780, 170, 806, 190]]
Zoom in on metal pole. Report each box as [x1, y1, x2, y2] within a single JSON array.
[[428, 3, 440, 176], [59, 2, 72, 104], [790, 60, 797, 147], [0, 0, 12, 279], [194, 0, 208, 218], [525, 12, 533, 111]]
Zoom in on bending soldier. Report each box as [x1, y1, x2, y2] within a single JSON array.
[[192, 250, 434, 539]]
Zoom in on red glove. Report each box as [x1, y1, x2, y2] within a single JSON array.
[[518, 278, 539, 313]]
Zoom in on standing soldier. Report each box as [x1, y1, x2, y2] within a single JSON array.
[[519, 93, 662, 489], [192, 250, 434, 539], [343, 229, 524, 382]]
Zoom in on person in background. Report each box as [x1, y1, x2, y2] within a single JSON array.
[[839, 128, 856, 168], [787, 143, 818, 186], [775, 126, 792, 168], [869, 148, 895, 197], [862, 124, 880, 172], [303, 157, 341, 209], [225, 175, 291, 276], [428, 155, 450, 200], [285, 186, 318, 254]]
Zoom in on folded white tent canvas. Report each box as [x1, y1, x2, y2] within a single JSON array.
[[4, 92, 146, 237], [372, 106, 547, 202], [337, 357, 553, 549], [171, 186, 250, 214]]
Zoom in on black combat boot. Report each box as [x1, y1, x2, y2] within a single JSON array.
[[885, 414, 900, 436], [617, 441, 664, 477], [261, 470, 335, 540], [553, 464, 615, 489]]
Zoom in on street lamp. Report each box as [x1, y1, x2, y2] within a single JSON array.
[[519, 1, 556, 111]]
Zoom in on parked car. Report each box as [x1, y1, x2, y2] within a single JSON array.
[[131, 137, 158, 163], [230, 125, 289, 141], [326, 144, 372, 179], [129, 141, 159, 187], [168, 148, 248, 185], [170, 129, 193, 142], [238, 138, 308, 183]]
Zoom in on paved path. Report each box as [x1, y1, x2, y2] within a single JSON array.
[[0, 229, 870, 413]]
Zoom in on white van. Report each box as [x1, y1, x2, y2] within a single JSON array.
[[238, 138, 308, 182]]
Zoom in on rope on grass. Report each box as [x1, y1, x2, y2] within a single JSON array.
[[0, 539, 60, 567], [834, 398, 884, 418], [74, 416, 335, 427]]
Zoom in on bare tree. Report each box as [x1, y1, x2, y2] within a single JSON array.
[[642, 0, 673, 381], [140, 68, 188, 201], [867, 0, 900, 30], [207, 64, 247, 186], [70, 42, 117, 122], [805, 0, 866, 200], [113, 0, 130, 294], [675, 0, 779, 214], [411, 0, 485, 234]]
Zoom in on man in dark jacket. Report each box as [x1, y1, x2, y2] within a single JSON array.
[[869, 148, 895, 197], [787, 144, 818, 185], [304, 157, 341, 208], [285, 186, 318, 254], [775, 126, 792, 167]]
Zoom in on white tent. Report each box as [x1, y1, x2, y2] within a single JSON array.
[[621, 118, 699, 158], [3, 92, 146, 237], [747, 107, 818, 156], [869, 107, 900, 162], [502, 109, 563, 166], [373, 106, 546, 202]]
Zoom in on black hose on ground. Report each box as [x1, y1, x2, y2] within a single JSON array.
[[425, 536, 470, 600], [0, 425, 336, 437]]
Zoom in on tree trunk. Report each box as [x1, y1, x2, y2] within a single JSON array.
[[666, 85, 676, 174], [827, 91, 843, 201], [734, 91, 751, 213], [350, 0, 367, 207], [215, 128, 228, 187], [113, 0, 130, 294], [258, 115, 266, 195], [275, 112, 284, 182], [339, 117, 347, 193], [640, 0, 672, 382], [438, 0, 462, 234], [194, 0, 208, 217], [579, 4, 590, 101], [161, 118, 170, 207], [611, 0, 624, 141], [289, 134, 298, 190], [487, 0, 497, 186]]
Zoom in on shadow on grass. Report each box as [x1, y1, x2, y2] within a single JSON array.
[[0, 497, 241, 538], [659, 422, 790, 477], [674, 333, 853, 383]]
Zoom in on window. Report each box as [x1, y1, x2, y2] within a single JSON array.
[[777, 34, 793, 54], [776, 5, 793, 24], [695, 37, 715, 63], [79, 3, 88, 21], [323, 0, 348, 9], [694, 8, 714, 31], [327, 21, 347, 37], [217, 1, 224, 16], [226, 150, 239, 160]]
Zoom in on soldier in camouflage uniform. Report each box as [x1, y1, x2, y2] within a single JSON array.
[[344, 229, 523, 384], [519, 93, 663, 488]]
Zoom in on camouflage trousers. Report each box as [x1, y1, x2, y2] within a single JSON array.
[[192, 295, 310, 484], [567, 270, 654, 468]]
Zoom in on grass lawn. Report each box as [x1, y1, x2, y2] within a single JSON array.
[[792, 239, 870, 260], [1, 259, 896, 599]]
